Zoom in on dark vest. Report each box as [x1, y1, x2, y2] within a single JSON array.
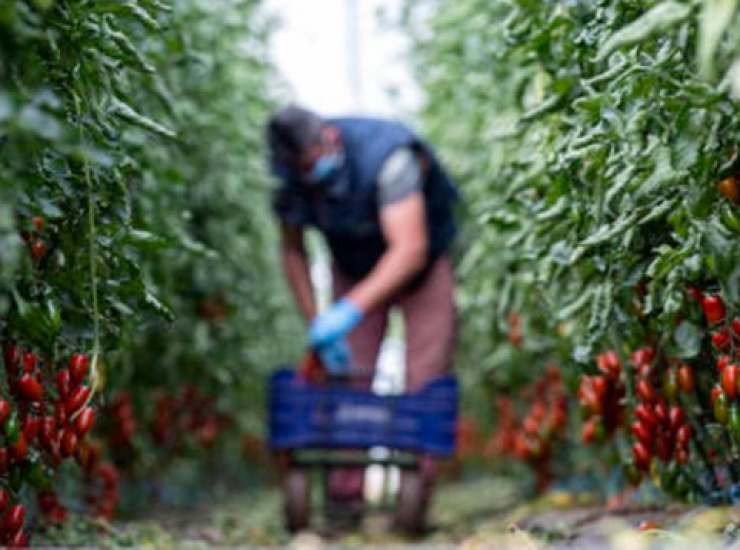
[[292, 117, 459, 279]]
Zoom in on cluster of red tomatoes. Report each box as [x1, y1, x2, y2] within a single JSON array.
[[455, 416, 482, 460], [629, 347, 692, 472], [106, 392, 136, 450], [0, 344, 99, 543], [84, 460, 120, 521], [0, 495, 28, 547], [579, 351, 626, 444], [151, 385, 231, 451], [694, 292, 740, 355], [486, 366, 568, 491], [19, 216, 48, 265], [688, 292, 740, 441], [507, 312, 523, 349]]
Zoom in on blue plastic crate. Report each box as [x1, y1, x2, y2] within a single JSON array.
[[268, 368, 458, 457]]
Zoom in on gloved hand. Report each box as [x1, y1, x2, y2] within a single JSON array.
[[316, 338, 352, 375], [309, 298, 363, 349]]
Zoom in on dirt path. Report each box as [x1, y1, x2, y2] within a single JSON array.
[[34, 477, 740, 548]]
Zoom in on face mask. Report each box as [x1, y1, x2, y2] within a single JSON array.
[[308, 152, 342, 184]]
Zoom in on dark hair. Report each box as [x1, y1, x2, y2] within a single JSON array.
[[266, 105, 323, 168]]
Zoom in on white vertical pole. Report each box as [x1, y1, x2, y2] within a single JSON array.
[[346, 0, 363, 111]]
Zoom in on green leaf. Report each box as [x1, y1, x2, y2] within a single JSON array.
[[674, 320, 702, 358], [144, 288, 175, 321], [109, 97, 178, 139], [123, 229, 170, 250], [596, 2, 693, 61], [698, 0, 737, 80]]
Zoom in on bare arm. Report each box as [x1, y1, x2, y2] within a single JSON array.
[[280, 224, 317, 322], [346, 192, 428, 313]]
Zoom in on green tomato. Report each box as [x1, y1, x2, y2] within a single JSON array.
[[715, 394, 729, 425], [663, 369, 678, 402], [729, 404, 740, 444], [4, 412, 19, 445], [25, 461, 52, 491]]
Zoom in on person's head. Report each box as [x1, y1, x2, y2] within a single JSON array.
[[266, 105, 343, 185]]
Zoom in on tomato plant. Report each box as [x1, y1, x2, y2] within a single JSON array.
[[407, 0, 740, 503], [0, 0, 298, 535]]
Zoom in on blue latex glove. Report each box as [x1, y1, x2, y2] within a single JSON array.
[[309, 298, 364, 349], [316, 338, 352, 375]]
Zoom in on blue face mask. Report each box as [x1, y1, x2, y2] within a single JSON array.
[[308, 152, 342, 184]]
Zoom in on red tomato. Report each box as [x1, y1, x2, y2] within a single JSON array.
[[531, 402, 547, 421], [30, 239, 47, 263], [713, 329, 732, 351], [523, 415, 538, 436], [733, 318, 740, 339], [97, 463, 120, 489], [669, 406, 685, 432], [65, 386, 90, 415], [55, 370, 70, 400], [196, 419, 219, 449], [39, 416, 57, 450], [718, 175, 740, 203], [636, 378, 656, 403], [632, 441, 652, 471], [635, 403, 657, 431], [723, 364, 739, 400], [549, 407, 568, 431], [3, 504, 25, 536], [630, 421, 652, 447], [686, 285, 704, 303], [0, 490, 8, 513], [582, 417, 600, 444], [711, 384, 724, 405], [21, 352, 37, 373], [0, 449, 8, 475], [60, 430, 78, 458], [677, 365, 694, 393], [74, 407, 96, 437], [676, 448, 689, 465], [0, 400, 11, 426], [21, 416, 39, 443], [654, 400, 669, 426], [68, 354, 89, 384], [677, 424, 692, 448], [48, 505, 67, 524], [17, 374, 42, 402], [718, 356, 732, 373], [702, 295, 726, 325], [37, 491, 57, 514], [655, 434, 672, 462], [581, 386, 603, 416], [597, 350, 621, 378], [54, 402, 66, 427], [10, 434, 27, 462], [630, 347, 655, 368], [31, 216, 45, 232], [2, 344, 20, 373], [592, 375, 609, 402]]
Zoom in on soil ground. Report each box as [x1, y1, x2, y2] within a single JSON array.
[[34, 476, 740, 548]]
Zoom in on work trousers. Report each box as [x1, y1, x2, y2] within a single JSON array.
[[328, 255, 457, 500]]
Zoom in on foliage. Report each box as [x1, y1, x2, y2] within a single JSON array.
[[0, 0, 298, 533], [407, 0, 740, 500]]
